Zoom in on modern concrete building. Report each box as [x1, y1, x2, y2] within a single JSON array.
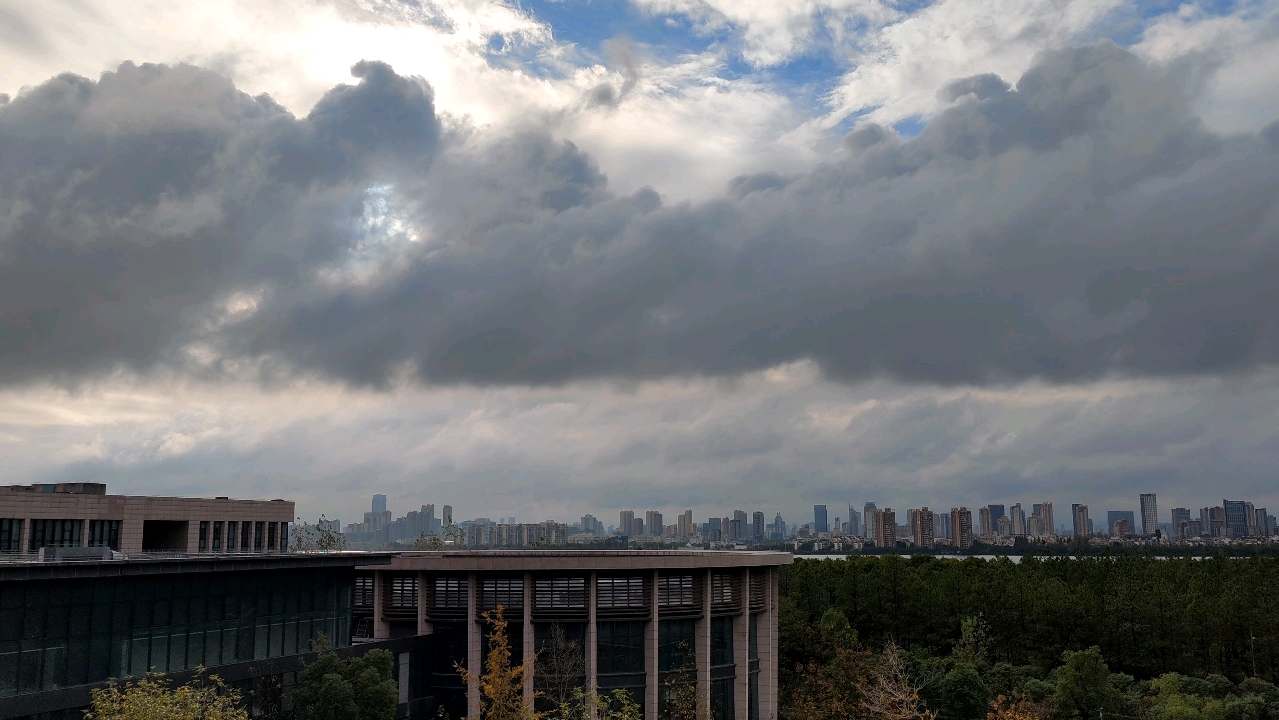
[[355, 550, 792, 720], [0, 483, 293, 555]]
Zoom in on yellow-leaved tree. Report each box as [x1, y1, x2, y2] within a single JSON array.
[[83, 672, 247, 720], [460, 606, 538, 720]]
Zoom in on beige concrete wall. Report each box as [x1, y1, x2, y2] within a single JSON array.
[[0, 490, 293, 554]]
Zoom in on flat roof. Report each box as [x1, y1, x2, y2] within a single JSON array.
[[364, 550, 793, 572], [0, 552, 393, 582]]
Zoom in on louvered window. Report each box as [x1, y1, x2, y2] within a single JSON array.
[[390, 576, 418, 609], [354, 576, 375, 608], [711, 573, 737, 606], [535, 577, 587, 609], [597, 577, 646, 609], [480, 578, 523, 610], [749, 571, 766, 611], [658, 575, 695, 608], [433, 577, 468, 609]]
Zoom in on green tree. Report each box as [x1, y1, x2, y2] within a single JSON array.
[[940, 663, 989, 720], [293, 641, 398, 720], [1053, 648, 1122, 720], [415, 532, 444, 550], [292, 516, 347, 552], [84, 672, 247, 720]]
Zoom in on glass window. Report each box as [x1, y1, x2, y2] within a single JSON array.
[[597, 621, 645, 675], [658, 619, 696, 673], [711, 617, 733, 667], [280, 523, 288, 552], [480, 578, 523, 610], [254, 522, 264, 552], [389, 577, 418, 609], [212, 521, 223, 551], [226, 521, 238, 551], [88, 520, 121, 550], [0, 519, 24, 553], [199, 522, 209, 552], [749, 615, 758, 661], [267, 523, 277, 551], [241, 522, 251, 552], [711, 677, 735, 720], [28, 519, 83, 551]]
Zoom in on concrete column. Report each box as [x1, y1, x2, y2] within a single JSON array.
[[697, 569, 711, 718], [19, 518, 31, 555], [417, 572, 431, 636], [587, 571, 598, 712], [398, 651, 410, 705], [374, 571, 390, 639], [734, 569, 750, 720], [646, 570, 659, 720], [524, 571, 534, 703], [468, 573, 481, 720], [760, 568, 778, 720]]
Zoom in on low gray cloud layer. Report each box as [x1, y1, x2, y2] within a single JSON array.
[[2, 44, 1278, 390]]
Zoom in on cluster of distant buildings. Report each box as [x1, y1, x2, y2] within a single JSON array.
[[323, 492, 1279, 552], [796, 494, 1278, 552]]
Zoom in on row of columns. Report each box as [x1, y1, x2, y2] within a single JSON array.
[[373, 567, 779, 720]]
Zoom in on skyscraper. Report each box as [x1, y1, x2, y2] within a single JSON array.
[[846, 505, 860, 537], [752, 511, 765, 540], [911, 508, 935, 548], [950, 507, 973, 550], [1223, 500, 1250, 537], [1009, 503, 1026, 536], [1139, 493, 1158, 536], [988, 504, 1005, 528], [646, 511, 664, 538], [814, 505, 829, 534], [978, 507, 993, 539], [937, 511, 951, 540], [772, 512, 786, 541], [619, 511, 635, 536], [863, 503, 878, 542], [372, 494, 387, 515], [1039, 502, 1055, 538], [1072, 504, 1091, 537], [876, 508, 897, 547]]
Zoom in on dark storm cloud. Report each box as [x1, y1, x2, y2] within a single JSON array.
[[2, 43, 1278, 388]]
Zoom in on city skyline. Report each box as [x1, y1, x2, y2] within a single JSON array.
[[317, 491, 1276, 545], [2, 1, 1278, 524]]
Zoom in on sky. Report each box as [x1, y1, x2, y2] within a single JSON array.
[[1, 0, 1278, 529]]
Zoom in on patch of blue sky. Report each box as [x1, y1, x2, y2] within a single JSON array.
[[515, 0, 730, 63], [1083, 0, 1245, 48], [893, 115, 927, 139]]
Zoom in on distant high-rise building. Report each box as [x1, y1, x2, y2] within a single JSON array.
[[951, 508, 973, 550], [911, 508, 935, 548], [1039, 502, 1055, 538], [937, 511, 951, 540], [1223, 500, 1250, 537], [442, 505, 453, 526], [814, 505, 829, 534], [1107, 511, 1136, 537], [863, 503, 878, 542], [634, 518, 645, 537], [752, 511, 765, 540], [846, 505, 860, 537], [988, 504, 1005, 528], [1009, 503, 1026, 536], [1028, 514, 1045, 537], [619, 511, 635, 537], [1112, 518, 1132, 538], [772, 512, 786, 541], [1139, 494, 1158, 536], [1072, 504, 1091, 538], [1256, 508, 1270, 537], [647, 511, 665, 538], [732, 510, 747, 539], [424, 504, 437, 533], [978, 507, 993, 539], [679, 510, 694, 537], [372, 494, 387, 515], [1171, 508, 1191, 525], [876, 508, 897, 547]]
